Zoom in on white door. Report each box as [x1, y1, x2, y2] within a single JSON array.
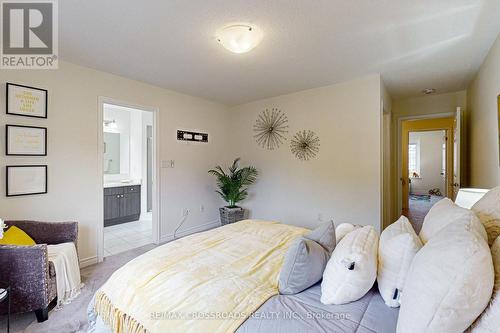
[[453, 107, 461, 199]]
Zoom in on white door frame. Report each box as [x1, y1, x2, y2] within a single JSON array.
[[97, 97, 161, 263]]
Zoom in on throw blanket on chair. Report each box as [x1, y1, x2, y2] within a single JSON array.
[[94, 220, 308, 333], [47, 242, 83, 308]]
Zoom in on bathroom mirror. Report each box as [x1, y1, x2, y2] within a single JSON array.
[[103, 132, 130, 175]]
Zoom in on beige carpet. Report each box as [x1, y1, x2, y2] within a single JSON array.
[[407, 195, 442, 233], [0, 244, 156, 333]]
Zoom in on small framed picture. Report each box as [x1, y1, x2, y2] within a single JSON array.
[[6, 165, 48, 197], [6, 83, 48, 119], [6, 125, 47, 156]]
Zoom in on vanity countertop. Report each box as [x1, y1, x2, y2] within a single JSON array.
[[104, 181, 141, 188]]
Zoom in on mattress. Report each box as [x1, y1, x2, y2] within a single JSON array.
[[88, 283, 398, 333]]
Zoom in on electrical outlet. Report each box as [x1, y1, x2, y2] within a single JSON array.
[[317, 213, 323, 222], [182, 208, 190, 216]]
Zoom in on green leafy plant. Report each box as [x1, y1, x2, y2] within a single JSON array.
[[208, 158, 258, 208]]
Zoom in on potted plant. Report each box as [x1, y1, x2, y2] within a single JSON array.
[[208, 158, 258, 225]]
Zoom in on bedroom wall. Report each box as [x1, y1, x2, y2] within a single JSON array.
[[0, 61, 230, 265], [467, 34, 500, 188], [228, 75, 383, 232]]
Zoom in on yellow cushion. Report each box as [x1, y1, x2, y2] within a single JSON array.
[[0, 226, 36, 246]]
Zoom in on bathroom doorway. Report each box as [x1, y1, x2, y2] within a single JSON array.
[[97, 98, 159, 261]]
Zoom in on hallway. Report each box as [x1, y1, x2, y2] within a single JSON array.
[[407, 195, 442, 233]]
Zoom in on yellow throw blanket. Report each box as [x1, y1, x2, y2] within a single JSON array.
[[94, 220, 308, 333]]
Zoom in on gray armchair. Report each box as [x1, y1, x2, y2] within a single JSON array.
[[0, 220, 78, 322]]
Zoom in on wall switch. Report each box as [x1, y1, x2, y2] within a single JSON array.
[[200, 205, 205, 212], [161, 160, 175, 168]]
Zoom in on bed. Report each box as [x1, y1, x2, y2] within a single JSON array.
[[87, 220, 398, 333]]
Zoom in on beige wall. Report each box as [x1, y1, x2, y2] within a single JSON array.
[[467, 35, 500, 188], [229, 75, 383, 232], [0, 61, 230, 265], [392, 91, 466, 118]]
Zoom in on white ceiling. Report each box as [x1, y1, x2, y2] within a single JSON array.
[[60, 0, 500, 106]]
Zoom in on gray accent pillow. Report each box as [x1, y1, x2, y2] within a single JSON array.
[[279, 237, 330, 295], [306, 220, 336, 254]]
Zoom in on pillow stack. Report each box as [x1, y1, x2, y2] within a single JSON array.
[[397, 198, 494, 333], [471, 185, 500, 247], [377, 216, 422, 307], [419, 197, 487, 244], [278, 220, 335, 295], [335, 223, 360, 243], [471, 235, 500, 332], [469, 186, 500, 332], [321, 225, 378, 305]]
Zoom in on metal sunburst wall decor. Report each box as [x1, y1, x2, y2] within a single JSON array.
[[290, 130, 320, 161], [253, 108, 289, 150]]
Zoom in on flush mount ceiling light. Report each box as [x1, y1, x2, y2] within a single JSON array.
[[422, 88, 436, 95], [216, 24, 263, 54]]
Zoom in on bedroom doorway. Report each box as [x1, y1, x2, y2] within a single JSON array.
[[401, 116, 456, 232], [97, 98, 160, 262]]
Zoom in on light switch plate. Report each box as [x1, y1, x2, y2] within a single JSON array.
[[161, 160, 175, 168]]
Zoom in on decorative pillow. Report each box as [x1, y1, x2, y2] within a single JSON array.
[[0, 226, 36, 246], [321, 225, 378, 305], [419, 197, 487, 244], [397, 218, 494, 333], [471, 235, 500, 332], [335, 223, 360, 243], [306, 220, 336, 254], [279, 221, 336, 294], [378, 216, 422, 308], [279, 237, 330, 295], [471, 186, 500, 247]]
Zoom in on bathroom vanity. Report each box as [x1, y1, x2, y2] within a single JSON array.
[[104, 184, 141, 227]]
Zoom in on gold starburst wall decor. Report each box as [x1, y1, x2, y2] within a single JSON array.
[[253, 108, 289, 150], [290, 130, 320, 161]]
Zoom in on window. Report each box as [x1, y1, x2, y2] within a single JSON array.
[[441, 143, 446, 177], [408, 143, 420, 177]]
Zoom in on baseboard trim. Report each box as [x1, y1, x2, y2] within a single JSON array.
[[159, 220, 220, 243], [80, 256, 98, 268]]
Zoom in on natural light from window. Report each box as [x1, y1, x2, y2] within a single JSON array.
[[408, 143, 419, 177]]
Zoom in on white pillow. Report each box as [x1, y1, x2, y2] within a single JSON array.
[[321, 225, 378, 305], [472, 186, 500, 247], [419, 197, 487, 244], [397, 218, 494, 333], [378, 216, 422, 308], [471, 235, 500, 332], [335, 223, 360, 243]]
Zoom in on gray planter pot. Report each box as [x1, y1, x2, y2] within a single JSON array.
[[219, 206, 245, 225]]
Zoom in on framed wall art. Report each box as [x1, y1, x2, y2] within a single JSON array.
[[6, 125, 47, 156], [6, 165, 48, 197], [6, 83, 48, 118]]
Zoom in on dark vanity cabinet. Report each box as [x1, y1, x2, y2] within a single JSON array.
[[104, 185, 141, 227]]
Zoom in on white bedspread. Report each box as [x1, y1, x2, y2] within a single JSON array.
[[47, 242, 83, 308]]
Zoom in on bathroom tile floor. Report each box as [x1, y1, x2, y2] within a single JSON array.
[[104, 212, 152, 257]]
